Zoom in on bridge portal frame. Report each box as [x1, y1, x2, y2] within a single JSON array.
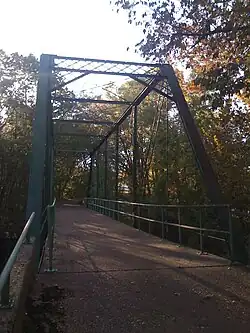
[[26, 54, 226, 238]]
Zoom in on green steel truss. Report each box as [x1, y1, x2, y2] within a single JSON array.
[[26, 54, 227, 240]]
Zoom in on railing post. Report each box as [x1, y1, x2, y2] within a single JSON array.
[[131, 203, 134, 226], [96, 152, 100, 199], [104, 140, 108, 199], [44, 202, 57, 273], [148, 207, 151, 234], [178, 207, 182, 245], [48, 206, 53, 271], [109, 201, 112, 218], [112, 201, 115, 219], [104, 200, 106, 216], [228, 205, 234, 262], [161, 207, 164, 239], [165, 207, 169, 239], [87, 156, 93, 204], [107, 200, 109, 217], [138, 205, 141, 230], [117, 202, 120, 221], [199, 208, 204, 253]]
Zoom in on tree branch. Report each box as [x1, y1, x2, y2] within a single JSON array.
[[174, 24, 250, 38]]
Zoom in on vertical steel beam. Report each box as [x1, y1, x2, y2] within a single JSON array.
[[96, 152, 100, 198], [87, 156, 93, 201], [45, 101, 54, 207], [165, 107, 169, 203], [104, 140, 108, 199], [50, 106, 55, 205], [26, 54, 53, 237], [132, 105, 138, 203], [115, 127, 119, 200], [132, 106, 138, 226], [161, 65, 226, 227], [50, 147, 54, 205], [115, 127, 119, 219]]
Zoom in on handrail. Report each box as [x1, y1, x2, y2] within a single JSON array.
[[0, 197, 57, 306], [85, 197, 230, 208], [86, 197, 233, 261], [89, 202, 230, 234], [0, 212, 35, 295]]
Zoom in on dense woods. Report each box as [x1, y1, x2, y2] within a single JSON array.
[[0, 0, 249, 260]]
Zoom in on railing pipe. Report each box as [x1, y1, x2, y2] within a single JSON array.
[[0, 213, 35, 303], [178, 207, 182, 245]]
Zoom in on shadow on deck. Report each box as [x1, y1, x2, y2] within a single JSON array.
[[26, 206, 250, 333]]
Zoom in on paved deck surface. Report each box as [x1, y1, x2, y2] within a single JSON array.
[[33, 206, 250, 332]]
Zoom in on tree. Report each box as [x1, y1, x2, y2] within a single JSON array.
[[0, 50, 39, 236], [111, 0, 250, 105]]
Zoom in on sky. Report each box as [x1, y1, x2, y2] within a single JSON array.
[[0, 0, 147, 94], [0, 0, 144, 62]]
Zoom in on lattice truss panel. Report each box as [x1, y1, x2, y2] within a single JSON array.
[[50, 55, 174, 153]]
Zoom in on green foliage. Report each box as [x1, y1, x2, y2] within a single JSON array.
[[111, 0, 250, 106], [0, 50, 37, 236], [0, 137, 29, 236]]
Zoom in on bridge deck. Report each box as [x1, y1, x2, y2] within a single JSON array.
[[30, 206, 250, 332]]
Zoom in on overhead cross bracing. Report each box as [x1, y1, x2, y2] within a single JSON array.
[[50, 56, 175, 156]]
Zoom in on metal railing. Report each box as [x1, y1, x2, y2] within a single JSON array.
[[86, 198, 233, 260], [45, 198, 57, 272], [0, 212, 35, 307], [0, 198, 56, 308]]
